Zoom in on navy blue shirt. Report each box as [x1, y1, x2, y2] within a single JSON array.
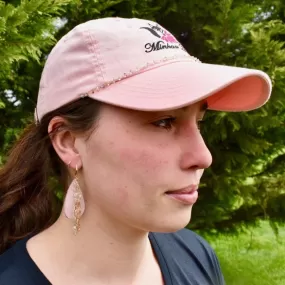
[[0, 229, 225, 285]]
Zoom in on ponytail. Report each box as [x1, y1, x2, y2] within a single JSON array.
[[0, 123, 59, 253], [0, 97, 101, 253]]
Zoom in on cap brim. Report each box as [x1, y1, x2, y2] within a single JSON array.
[[88, 60, 272, 112]]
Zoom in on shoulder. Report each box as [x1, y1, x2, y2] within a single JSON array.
[[0, 238, 46, 285], [0, 241, 24, 284], [150, 228, 225, 285], [0, 244, 15, 276], [176, 228, 218, 258]]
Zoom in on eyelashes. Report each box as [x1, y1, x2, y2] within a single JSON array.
[[152, 117, 177, 130], [152, 117, 204, 131]]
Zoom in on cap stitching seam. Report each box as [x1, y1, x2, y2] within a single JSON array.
[[81, 58, 200, 98], [83, 28, 104, 84]]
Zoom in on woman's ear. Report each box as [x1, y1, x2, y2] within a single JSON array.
[[48, 116, 82, 169]]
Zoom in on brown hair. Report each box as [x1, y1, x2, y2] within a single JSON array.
[[0, 97, 101, 253]]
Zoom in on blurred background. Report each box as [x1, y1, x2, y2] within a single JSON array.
[[1, 0, 285, 284]]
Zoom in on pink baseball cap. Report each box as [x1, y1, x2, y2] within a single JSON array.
[[35, 17, 272, 123]]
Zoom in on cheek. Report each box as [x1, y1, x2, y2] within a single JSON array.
[[81, 132, 176, 206], [118, 146, 171, 175], [109, 185, 130, 207]]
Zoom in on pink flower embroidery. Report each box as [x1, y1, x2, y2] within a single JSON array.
[[161, 32, 177, 43]]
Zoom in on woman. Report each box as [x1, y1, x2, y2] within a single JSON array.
[[0, 17, 271, 285]]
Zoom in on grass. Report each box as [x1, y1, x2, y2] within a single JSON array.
[[206, 221, 285, 285]]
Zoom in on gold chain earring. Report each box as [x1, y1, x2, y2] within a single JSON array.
[[64, 163, 85, 235], [73, 165, 82, 235]]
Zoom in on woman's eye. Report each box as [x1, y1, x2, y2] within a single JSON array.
[[152, 117, 176, 130]]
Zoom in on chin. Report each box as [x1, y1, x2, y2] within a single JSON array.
[[148, 207, 193, 233]]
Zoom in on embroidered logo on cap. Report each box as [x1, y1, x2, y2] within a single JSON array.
[[140, 23, 185, 53]]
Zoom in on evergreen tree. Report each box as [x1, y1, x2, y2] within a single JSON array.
[[0, 0, 73, 160]]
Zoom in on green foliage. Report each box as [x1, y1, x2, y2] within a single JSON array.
[[0, 0, 74, 158], [206, 220, 285, 285], [0, 0, 72, 81], [1, 0, 285, 231]]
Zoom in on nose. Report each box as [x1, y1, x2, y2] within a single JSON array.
[[179, 131, 212, 171]]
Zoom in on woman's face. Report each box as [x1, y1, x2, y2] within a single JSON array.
[[75, 101, 212, 233]]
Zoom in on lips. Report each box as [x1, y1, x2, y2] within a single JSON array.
[[165, 185, 199, 205], [166, 185, 198, 195]]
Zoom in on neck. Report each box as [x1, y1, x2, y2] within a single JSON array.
[[30, 206, 160, 284]]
